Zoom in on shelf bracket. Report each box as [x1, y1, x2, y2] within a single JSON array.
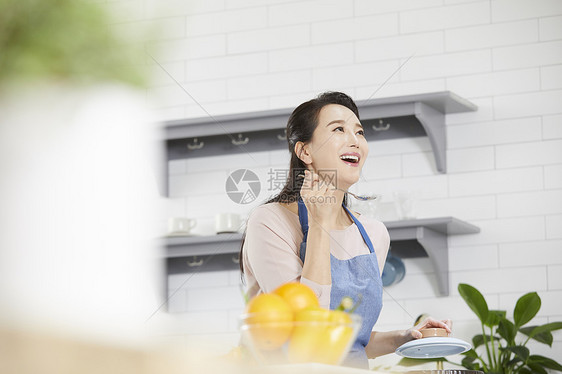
[[416, 227, 449, 296], [415, 102, 446, 173]]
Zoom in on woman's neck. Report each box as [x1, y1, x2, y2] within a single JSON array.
[[281, 191, 353, 229]]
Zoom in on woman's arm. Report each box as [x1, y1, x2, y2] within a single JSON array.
[[365, 330, 408, 357], [300, 221, 332, 284], [299, 169, 340, 286], [243, 200, 331, 306], [365, 318, 452, 358]]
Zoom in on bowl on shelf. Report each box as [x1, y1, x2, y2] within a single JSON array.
[[239, 310, 361, 366]]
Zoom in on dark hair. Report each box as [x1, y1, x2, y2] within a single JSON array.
[[239, 91, 360, 274]]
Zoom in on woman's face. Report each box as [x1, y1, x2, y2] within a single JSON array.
[[298, 104, 368, 189]]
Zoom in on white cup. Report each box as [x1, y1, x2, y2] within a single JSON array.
[[168, 217, 197, 234], [393, 191, 418, 220], [215, 213, 241, 234]]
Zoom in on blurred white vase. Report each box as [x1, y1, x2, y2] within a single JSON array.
[[0, 82, 163, 347]]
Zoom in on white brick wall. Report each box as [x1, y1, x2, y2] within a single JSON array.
[[228, 24, 310, 54], [445, 19, 539, 51], [156, 34, 226, 62], [401, 50, 493, 80], [399, 2, 491, 34], [356, 31, 444, 62], [491, 0, 562, 22], [493, 40, 562, 70], [311, 14, 399, 44], [540, 15, 562, 40], [496, 139, 562, 168], [446, 68, 540, 98], [269, 42, 355, 72], [112, 0, 562, 361], [186, 53, 267, 82], [268, 0, 354, 27]]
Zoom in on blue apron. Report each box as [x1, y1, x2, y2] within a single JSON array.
[[297, 198, 383, 369]]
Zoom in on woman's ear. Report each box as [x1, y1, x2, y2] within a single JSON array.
[[294, 141, 312, 165]]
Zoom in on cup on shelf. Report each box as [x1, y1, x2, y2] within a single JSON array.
[[393, 190, 418, 220], [215, 212, 241, 234], [168, 217, 197, 235]]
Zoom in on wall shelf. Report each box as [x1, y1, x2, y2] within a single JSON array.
[[163, 217, 480, 296], [162, 91, 477, 196], [384, 217, 480, 296]]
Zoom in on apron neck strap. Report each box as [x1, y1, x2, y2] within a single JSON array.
[[297, 197, 309, 241], [297, 198, 375, 253], [343, 204, 375, 253]]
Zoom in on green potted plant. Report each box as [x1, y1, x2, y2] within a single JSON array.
[[393, 284, 562, 373], [0, 0, 147, 88], [457, 283, 562, 373]]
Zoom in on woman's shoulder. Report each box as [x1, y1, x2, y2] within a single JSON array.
[[245, 202, 302, 245], [249, 202, 291, 219], [354, 213, 389, 237], [247, 202, 299, 228], [354, 214, 390, 254]]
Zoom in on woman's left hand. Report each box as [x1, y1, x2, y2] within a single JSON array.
[[398, 317, 453, 346]]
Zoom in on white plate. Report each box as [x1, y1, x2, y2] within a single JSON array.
[[395, 337, 471, 358]]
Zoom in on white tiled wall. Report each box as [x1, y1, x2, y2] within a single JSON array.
[[111, 0, 562, 363]]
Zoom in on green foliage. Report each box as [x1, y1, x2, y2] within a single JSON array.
[[457, 284, 562, 374], [458, 283, 489, 323], [0, 0, 148, 87], [513, 292, 540, 328]]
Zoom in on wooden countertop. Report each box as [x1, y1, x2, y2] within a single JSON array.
[[0, 328, 387, 374]]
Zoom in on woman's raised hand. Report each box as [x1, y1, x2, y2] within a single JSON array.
[[300, 169, 340, 227]]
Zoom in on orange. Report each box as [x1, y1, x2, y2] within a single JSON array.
[[287, 307, 355, 365], [322, 310, 354, 364], [287, 307, 329, 363], [273, 282, 320, 312], [244, 293, 293, 351]]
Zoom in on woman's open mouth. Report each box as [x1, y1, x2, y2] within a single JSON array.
[[339, 153, 361, 167]]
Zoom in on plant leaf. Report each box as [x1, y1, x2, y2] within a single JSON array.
[[520, 326, 554, 346], [472, 333, 501, 349], [463, 348, 479, 359], [458, 283, 489, 323], [527, 322, 562, 338], [527, 363, 548, 374], [518, 368, 532, 374], [503, 345, 530, 361], [472, 334, 485, 348], [498, 318, 517, 344], [514, 292, 540, 327], [506, 357, 522, 367], [528, 355, 562, 371], [461, 356, 479, 370], [485, 309, 506, 327]]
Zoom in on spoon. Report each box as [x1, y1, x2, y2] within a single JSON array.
[[342, 191, 380, 201], [296, 174, 379, 201]]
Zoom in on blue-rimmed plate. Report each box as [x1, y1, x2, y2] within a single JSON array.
[[395, 337, 471, 358]]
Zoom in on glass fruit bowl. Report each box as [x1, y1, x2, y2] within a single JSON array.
[[239, 309, 362, 366]]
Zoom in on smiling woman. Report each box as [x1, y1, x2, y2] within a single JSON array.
[[238, 91, 452, 369]]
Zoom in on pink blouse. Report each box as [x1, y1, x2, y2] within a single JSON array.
[[242, 203, 390, 308]]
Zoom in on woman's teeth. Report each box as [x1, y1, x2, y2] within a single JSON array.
[[340, 155, 359, 163]]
